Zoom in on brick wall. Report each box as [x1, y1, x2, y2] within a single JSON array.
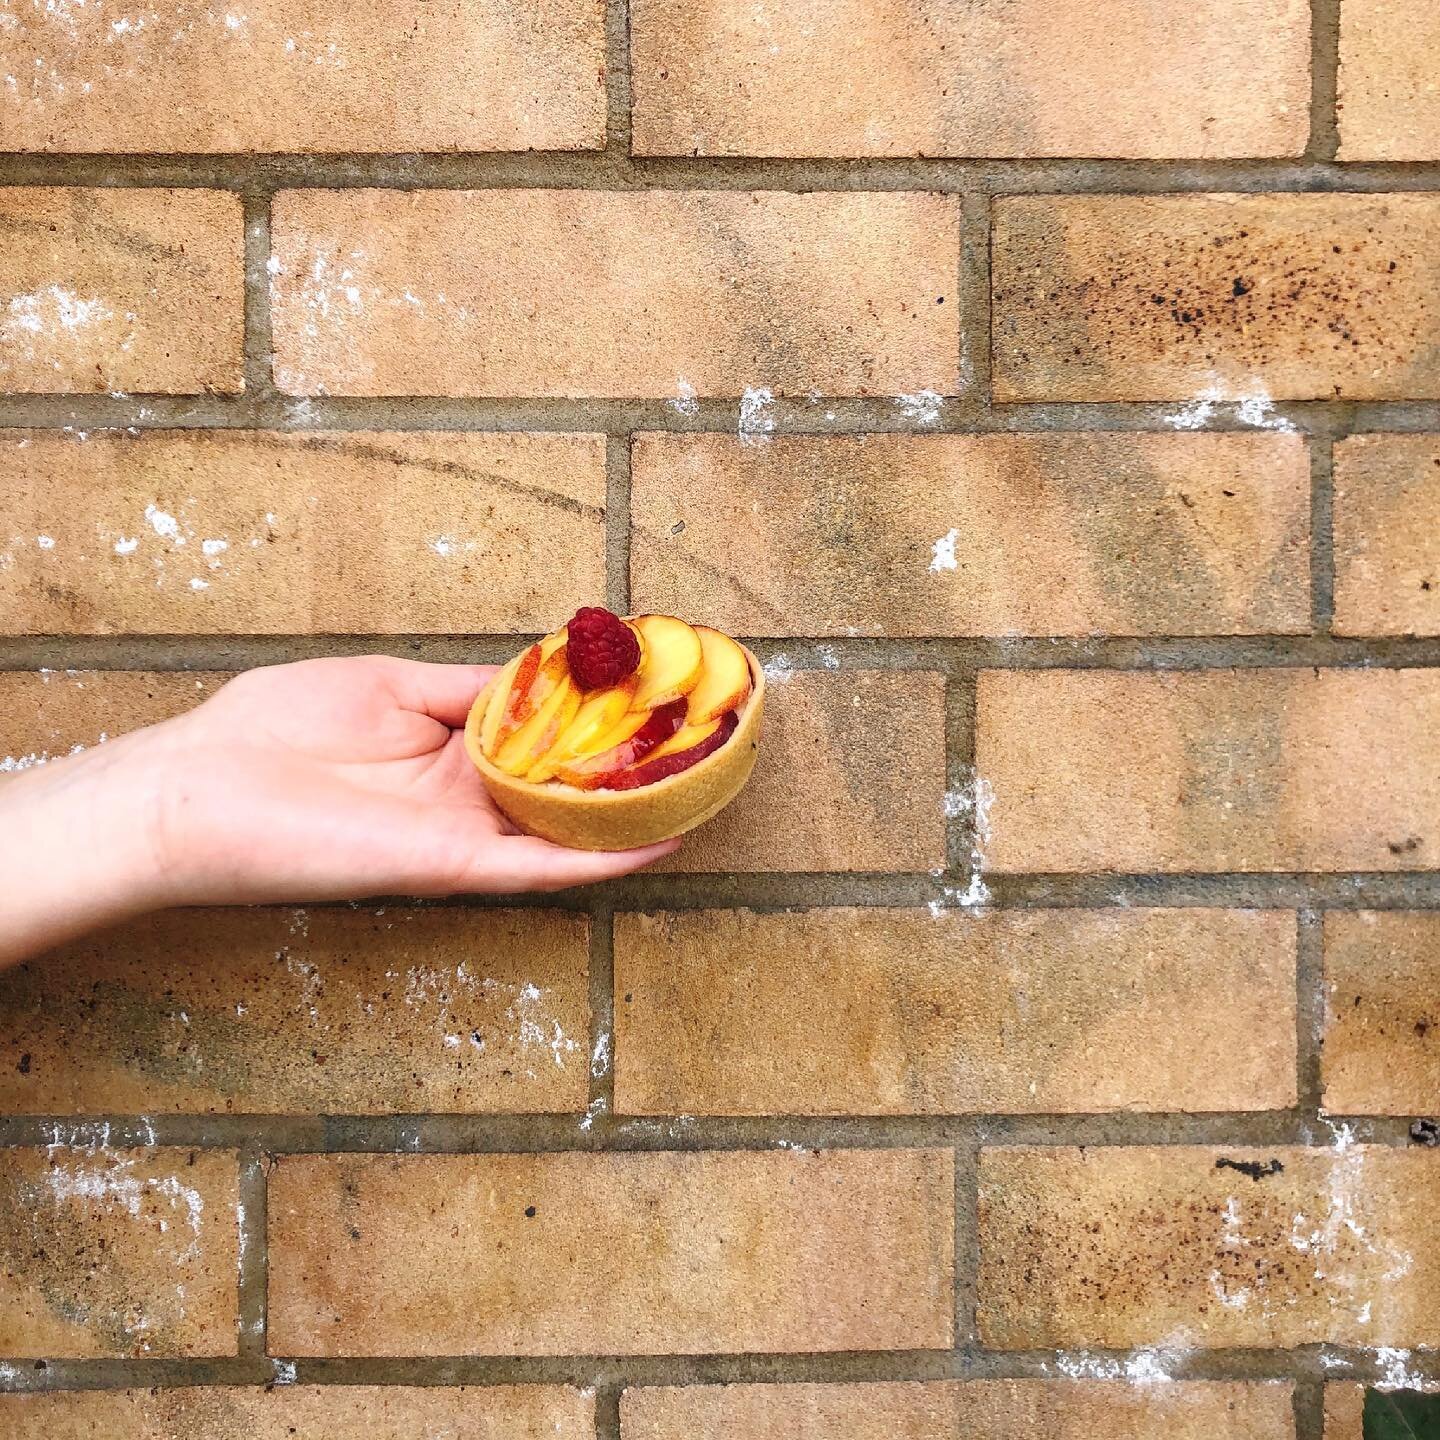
[[1, 2, 1438, 1438]]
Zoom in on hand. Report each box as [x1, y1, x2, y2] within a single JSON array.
[[0, 656, 679, 965]]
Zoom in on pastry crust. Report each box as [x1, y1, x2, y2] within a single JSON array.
[[464, 645, 765, 851]]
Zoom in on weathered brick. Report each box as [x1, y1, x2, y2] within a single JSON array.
[[0, 1386, 594, 1439], [270, 190, 959, 397], [620, 1380, 1295, 1440], [1322, 912, 1440, 1117], [1324, 1383, 1365, 1440], [978, 1146, 1440, 1348], [631, 432, 1310, 637], [992, 194, 1440, 402], [0, 908, 589, 1116], [0, 188, 242, 394], [268, 1149, 954, 1355], [1338, 0, 1440, 161], [632, 0, 1308, 159], [977, 669, 1440, 872], [657, 668, 946, 872], [2, 0, 605, 154], [0, 1147, 237, 1357], [0, 430, 605, 634], [1333, 435, 1440, 636], [614, 908, 1296, 1115]]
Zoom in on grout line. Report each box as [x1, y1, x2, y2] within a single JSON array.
[[1293, 1378, 1327, 1440], [240, 191, 276, 403], [952, 1139, 981, 1350], [594, 1378, 623, 1440], [587, 903, 617, 1140], [943, 668, 977, 877], [604, 0, 633, 157], [235, 1145, 269, 1359], [955, 193, 991, 419], [1308, 0, 1343, 163], [605, 435, 633, 614], [1296, 909, 1328, 1121], [1309, 432, 1337, 633]]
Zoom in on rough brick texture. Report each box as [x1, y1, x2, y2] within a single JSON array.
[[1338, 0, 1440, 160], [0, 908, 590, 1115], [267, 1149, 954, 1355], [977, 668, 1440, 872], [1324, 1384, 1365, 1440], [0, 430, 605, 635], [0, 1147, 237, 1358], [631, 0, 1309, 159], [992, 194, 1440, 402], [0, 188, 243, 395], [3, 0, 605, 154], [269, 190, 959, 397], [631, 432, 1310, 637], [0, 1386, 595, 1439], [1333, 434, 1440, 637], [978, 1146, 1440, 1348], [1322, 911, 1440, 1117], [656, 668, 947, 872], [614, 908, 1297, 1115], [620, 1380, 1296, 1439]]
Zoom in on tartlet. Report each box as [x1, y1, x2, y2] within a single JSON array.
[[464, 609, 764, 851]]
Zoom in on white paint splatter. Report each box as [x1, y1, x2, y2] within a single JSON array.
[[1165, 380, 1296, 433], [929, 527, 960, 573], [894, 389, 943, 425], [145, 504, 184, 544], [668, 377, 699, 417], [1051, 1348, 1178, 1383], [114, 536, 139, 555], [201, 538, 228, 557], [738, 386, 775, 447], [590, 1030, 611, 1079], [35, 535, 55, 550], [270, 1359, 298, 1385]]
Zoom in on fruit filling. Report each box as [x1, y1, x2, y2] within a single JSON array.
[[478, 610, 753, 792]]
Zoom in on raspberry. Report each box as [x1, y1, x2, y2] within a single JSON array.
[[565, 606, 641, 691]]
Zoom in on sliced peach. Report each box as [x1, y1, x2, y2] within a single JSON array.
[[488, 634, 569, 755], [647, 714, 723, 764], [629, 614, 704, 712], [686, 626, 752, 724], [493, 672, 581, 776], [555, 698, 688, 790], [602, 710, 739, 791], [524, 674, 639, 783], [478, 649, 528, 760]]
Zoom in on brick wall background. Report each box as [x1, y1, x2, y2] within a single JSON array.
[[1, 1, 1438, 1437]]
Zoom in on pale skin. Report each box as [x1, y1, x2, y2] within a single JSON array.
[[0, 656, 679, 969]]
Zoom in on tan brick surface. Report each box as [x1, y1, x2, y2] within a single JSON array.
[[0, 908, 589, 1115], [1333, 435, 1440, 636], [977, 668, 1440, 873], [621, 1380, 1296, 1439], [2, 0, 605, 154], [1338, 0, 1440, 161], [0, 1386, 595, 1439], [0, 1147, 237, 1358], [1323, 1383, 1365, 1440], [632, 0, 1308, 159], [992, 194, 1440, 402], [614, 908, 1297, 1115], [0, 188, 243, 395], [270, 190, 959, 397], [1322, 911, 1440, 1116], [631, 432, 1310, 637], [658, 668, 947, 872], [0, 430, 605, 635], [268, 1149, 955, 1355], [978, 1146, 1440, 1348]]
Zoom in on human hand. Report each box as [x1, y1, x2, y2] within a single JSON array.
[[0, 656, 679, 965]]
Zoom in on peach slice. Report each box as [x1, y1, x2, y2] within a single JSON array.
[[647, 713, 722, 763], [478, 648, 528, 760], [524, 674, 639, 783], [555, 698, 688, 790], [686, 625, 752, 724], [493, 672, 581, 776], [629, 614, 704, 711], [484, 632, 569, 758], [604, 710, 740, 791]]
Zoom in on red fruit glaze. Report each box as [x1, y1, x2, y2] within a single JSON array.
[[566, 606, 642, 692], [556, 698, 688, 789], [598, 710, 739, 792]]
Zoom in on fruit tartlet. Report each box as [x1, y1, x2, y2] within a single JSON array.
[[465, 608, 764, 851]]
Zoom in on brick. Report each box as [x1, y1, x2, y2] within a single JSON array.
[[270, 190, 959, 397], [614, 908, 1296, 1115], [977, 668, 1440, 873], [632, 0, 1308, 159], [1333, 435, 1440, 636], [657, 668, 946, 872], [0, 1146, 237, 1357], [0, 430, 605, 635], [992, 194, 1440, 402], [1338, 0, 1440, 160], [0, 1386, 594, 1440], [978, 1146, 1440, 1348], [0, 188, 242, 394], [1324, 1384, 1365, 1440], [268, 1149, 954, 1355], [0, 908, 589, 1116], [2, 0, 604, 154], [621, 1380, 1295, 1440], [0, 669, 222, 773], [631, 432, 1310, 637], [1322, 912, 1440, 1117]]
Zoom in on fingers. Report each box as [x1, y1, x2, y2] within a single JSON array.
[[372, 658, 499, 727], [471, 834, 682, 894]]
